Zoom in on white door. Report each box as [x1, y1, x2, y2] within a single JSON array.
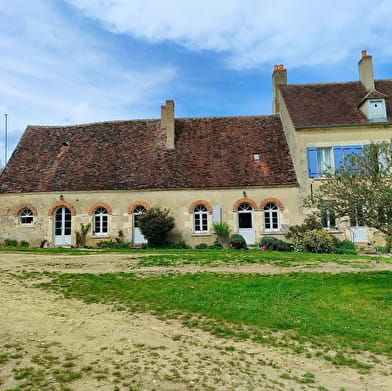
[[54, 207, 72, 246], [238, 203, 255, 244], [133, 206, 148, 244], [350, 227, 368, 243]]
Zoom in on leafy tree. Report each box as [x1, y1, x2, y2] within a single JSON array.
[[308, 141, 392, 240], [138, 207, 175, 247]]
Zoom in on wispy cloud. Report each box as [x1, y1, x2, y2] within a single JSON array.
[[0, 0, 177, 158], [65, 0, 392, 69]]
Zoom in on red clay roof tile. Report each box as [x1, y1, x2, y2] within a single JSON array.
[[279, 80, 392, 128], [0, 115, 298, 193]]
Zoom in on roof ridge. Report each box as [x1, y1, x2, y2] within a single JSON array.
[[26, 118, 159, 129], [176, 114, 280, 120], [281, 80, 361, 88]]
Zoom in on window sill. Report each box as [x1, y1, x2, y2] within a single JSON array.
[[192, 233, 212, 237]]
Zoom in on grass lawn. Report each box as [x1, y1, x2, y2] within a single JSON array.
[[40, 267, 392, 361]]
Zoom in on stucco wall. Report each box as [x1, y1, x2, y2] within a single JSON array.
[[0, 186, 301, 248], [284, 123, 392, 245]]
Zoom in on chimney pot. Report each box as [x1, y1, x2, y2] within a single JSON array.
[[274, 65, 279, 71], [361, 50, 367, 58]]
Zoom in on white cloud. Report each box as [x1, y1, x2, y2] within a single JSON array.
[[65, 0, 392, 69], [0, 0, 177, 158]]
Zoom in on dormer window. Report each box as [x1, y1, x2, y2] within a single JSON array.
[[368, 99, 387, 122]]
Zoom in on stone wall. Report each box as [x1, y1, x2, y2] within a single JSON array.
[[0, 186, 301, 248]]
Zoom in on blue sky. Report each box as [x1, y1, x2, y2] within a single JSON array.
[[1, 0, 392, 165]]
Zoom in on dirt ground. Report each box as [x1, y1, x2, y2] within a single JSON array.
[[0, 252, 391, 391]]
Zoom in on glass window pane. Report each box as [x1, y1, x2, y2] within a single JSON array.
[[265, 213, 271, 229], [202, 215, 208, 231], [317, 148, 332, 175], [239, 213, 252, 228], [194, 214, 201, 231]]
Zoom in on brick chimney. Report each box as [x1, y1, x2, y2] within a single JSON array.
[[161, 100, 175, 150], [358, 50, 375, 91], [272, 64, 287, 114]]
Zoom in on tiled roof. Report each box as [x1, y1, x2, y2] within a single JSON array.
[[0, 115, 298, 193], [279, 79, 392, 128]]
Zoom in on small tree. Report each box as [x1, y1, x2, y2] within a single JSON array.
[[138, 207, 175, 247]]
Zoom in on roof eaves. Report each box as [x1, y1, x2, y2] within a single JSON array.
[[294, 121, 392, 130]]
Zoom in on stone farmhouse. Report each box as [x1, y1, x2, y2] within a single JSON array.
[[0, 51, 391, 247]]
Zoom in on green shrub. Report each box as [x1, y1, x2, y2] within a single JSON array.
[[4, 239, 18, 247], [138, 207, 175, 248], [115, 230, 130, 248], [286, 214, 323, 240], [334, 239, 356, 254], [195, 243, 208, 249], [295, 230, 338, 253], [165, 240, 190, 249], [209, 240, 223, 249], [212, 222, 230, 236], [260, 236, 292, 252], [229, 234, 247, 250], [375, 245, 389, 254], [75, 223, 91, 248], [19, 240, 30, 248], [97, 240, 115, 249]]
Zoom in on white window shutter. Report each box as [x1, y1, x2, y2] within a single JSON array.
[[213, 205, 221, 223]]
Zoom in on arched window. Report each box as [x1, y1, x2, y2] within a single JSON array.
[[133, 205, 146, 228], [194, 205, 208, 233], [19, 208, 34, 225], [264, 203, 279, 231], [93, 207, 108, 236], [238, 203, 253, 229]]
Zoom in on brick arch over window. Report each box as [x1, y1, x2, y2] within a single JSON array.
[[127, 201, 151, 214], [260, 198, 285, 211], [232, 198, 259, 212], [188, 200, 213, 214], [48, 201, 76, 216], [88, 202, 113, 215], [14, 204, 38, 217]]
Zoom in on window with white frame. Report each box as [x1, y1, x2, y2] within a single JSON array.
[[19, 208, 34, 225], [264, 202, 279, 231], [133, 206, 146, 228], [307, 145, 363, 178], [93, 207, 108, 236], [193, 205, 208, 233]]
